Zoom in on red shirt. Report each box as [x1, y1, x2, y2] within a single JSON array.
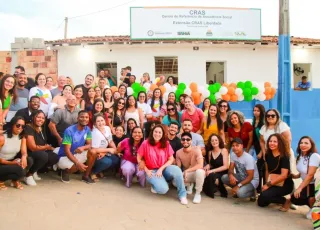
[[138, 140, 174, 170], [181, 108, 204, 132], [119, 138, 140, 164], [228, 122, 253, 148]]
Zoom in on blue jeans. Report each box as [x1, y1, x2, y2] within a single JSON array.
[[146, 165, 187, 199], [92, 154, 120, 174], [221, 174, 255, 198]]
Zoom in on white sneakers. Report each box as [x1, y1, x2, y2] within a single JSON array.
[[180, 197, 188, 205], [193, 193, 201, 204], [24, 176, 37, 186], [33, 172, 42, 181], [151, 187, 157, 194], [186, 183, 194, 195], [306, 209, 312, 220]]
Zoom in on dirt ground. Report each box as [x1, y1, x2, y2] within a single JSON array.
[[0, 173, 312, 230]]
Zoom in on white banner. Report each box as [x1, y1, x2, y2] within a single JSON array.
[[130, 7, 261, 40]]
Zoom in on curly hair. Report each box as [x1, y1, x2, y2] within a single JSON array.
[[226, 110, 245, 128]]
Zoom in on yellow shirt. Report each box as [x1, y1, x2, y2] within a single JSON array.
[[203, 121, 219, 145]]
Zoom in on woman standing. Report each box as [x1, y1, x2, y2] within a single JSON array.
[[203, 134, 229, 198], [88, 98, 110, 130], [0, 75, 17, 124], [181, 96, 204, 133], [112, 98, 125, 128], [126, 118, 138, 137], [49, 85, 73, 117], [199, 104, 225, 145], [137, 91, 152, 124], [81, 87, 96, 112], [140, 72, 152, 85], [29, 73, 52, 116], [178, 94, 187, 111], [201, 98, 211, 117], [24, 110, 59, 186], [257, 134, 293, 209], [84, 114, 119, 182], [252, 104, 266, 193], [217, 100, 231, 145], [162, 103, 182, 130], [94, 86, 102, 99], [167, 76, 177, 87], [160, 92, 180, 117], [74, 85, 84, 109], [283, 136, 320, 218], [137, 125, 188, 205], [148, 88, 163, 121], [0, 116, 32, 190], [45, 76, 54, 90], [227, 110, 253, 153], [103, 88, 114, 114], [119, 127, 146, 188], [124, 95, 144, 131], [118, 84, 127, 99]]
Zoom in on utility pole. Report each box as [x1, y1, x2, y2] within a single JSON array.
[[64, 17, 68, 39], [278, 0, 291, 125]]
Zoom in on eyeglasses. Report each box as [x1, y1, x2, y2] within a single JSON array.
[[181, 138, 191, 142], [15, 124, 25, 129], [167, 108, 175, 112], [118, 102, 124, 105], [266, 114, 276, 118], [219, 105, 228, 108]]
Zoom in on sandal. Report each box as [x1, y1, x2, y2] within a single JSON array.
[[11, 181, 24, 190], [97, 172, 105, 178], [0, 182, 7, 191], [279, 207, 289, 212], [91, 174, 99, 182]]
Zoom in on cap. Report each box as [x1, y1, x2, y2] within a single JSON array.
[[231, 137, 243, 145], [181, 132, 192, 139]]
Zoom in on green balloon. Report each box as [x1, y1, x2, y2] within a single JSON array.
[[214, 83, 221, 91], [175, 89, 184, 99], [251, 87, 259, 95], [209, 95, 216, 104], [133, 92, 138, 99], [131, 83, 140, 91], [140, 86, 146, 93], [237, 82, 245, 89], [244, 95, 252, 101], [178, 83, 186, 90], [243, 88, 252, 97], [244, 81, 253, 88]]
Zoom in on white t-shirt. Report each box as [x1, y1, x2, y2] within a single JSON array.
[[147, 99, 161, 117], [230, 152, 259, 188], [137, 102, 152, 123], [259, 121, 290, 143], [91, 126, 112, 148], [29, 87, 52, 116], [296, 153, 320, 182]]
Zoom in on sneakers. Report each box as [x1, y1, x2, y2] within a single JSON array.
[[33, 172, 42, 181], [180, 197, 188, 205], [82, 176, 95, 184], [306, 209, 312, 220], [60, 170, 70, 183], [290, 204, 297, 210], [151, 187, 157, 194], [193, 193, 201, 204], [186, 183, 194, 195], [24, 176, 37, 186]]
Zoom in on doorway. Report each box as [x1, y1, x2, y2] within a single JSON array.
[[206, 62, 225, 84], [155, 56, 178, 84], [96, 62, 118, 85]]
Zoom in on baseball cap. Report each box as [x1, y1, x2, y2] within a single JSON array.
[[231, 137, 243, 145]]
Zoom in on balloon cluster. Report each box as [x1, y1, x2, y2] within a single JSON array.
[[127, 83, 146, 98]]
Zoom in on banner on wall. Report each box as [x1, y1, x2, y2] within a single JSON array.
[[130, 7, 261, 40]]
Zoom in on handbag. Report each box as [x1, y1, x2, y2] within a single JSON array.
[[266, 156, 284, 187]]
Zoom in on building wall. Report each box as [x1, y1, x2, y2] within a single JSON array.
[[0, 51, 12, 74]]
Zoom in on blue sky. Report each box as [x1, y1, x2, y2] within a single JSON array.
[[0, 0, 318, 50]]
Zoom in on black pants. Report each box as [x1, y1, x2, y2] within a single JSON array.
[[203, 172, 228, 198], [0, 157, 33, 181], [258, 179, 294, 207], [291, 184, 315, 207], [257, 158, 265, 193], [28, 150, 59, 174]]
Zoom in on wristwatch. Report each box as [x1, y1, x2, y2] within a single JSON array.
[[237, 183, 242, 188]]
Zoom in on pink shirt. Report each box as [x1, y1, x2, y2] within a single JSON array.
[[181, 108, 204, 132], [138, 140, 174, 170], [119, 138, 139, 164]]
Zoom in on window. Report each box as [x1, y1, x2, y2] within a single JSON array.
[[293, 63, 312, 91], [206, 62, 225, 84], [155, 56, 178, 83], [96, 62, 118, 85]]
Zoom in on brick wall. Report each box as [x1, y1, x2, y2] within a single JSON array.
[[0, 51, 12, 74]]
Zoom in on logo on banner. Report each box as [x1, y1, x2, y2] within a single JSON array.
[[206, 29, 213, 36], [234, 31, 246, 36], [147, 30, 154, 36], [177, 31, 190, 36]]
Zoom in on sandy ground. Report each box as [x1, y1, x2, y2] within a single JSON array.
[[0, 173, 312, 230]]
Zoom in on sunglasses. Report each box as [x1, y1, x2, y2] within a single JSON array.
[[15, 124, 25, 129], [167, 108, 175, 112], [266, 114, 276, 118], [181, 138, 191, 142], [219, 105, 228, 108]]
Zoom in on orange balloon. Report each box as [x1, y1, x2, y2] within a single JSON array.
[[227, 87, 235, 95], [265, 93, 271, 100], [265, 87, 271, 94], [230, 94, 238, 102], [150, 84, 158, 91], [110, 86, 118, 93], [159, 85, 166, 94], [264, 82, 271, 88], [189, 82, 198, 92], [191, 92, 201, 105], [270, 87, 276, 95], [222, 94, 231, 101], [222, 83, 229, 87], [229, 83, 237, 89]]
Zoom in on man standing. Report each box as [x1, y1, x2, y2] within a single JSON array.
[[167, 122, 182, 158], [104, 69, 117, 87], [181, 119, 206, 156], [77, 74, 94, 99], [98, 78, 108, 91], [51, 76, 67, 98], [15, 96, 40, 124], [176, 132, 205, 204], [221, 138, 259, 200], [94, 70, 109, 88], [14, 66, 36, 90], [57, 110, 94, 183], [294, 76, 311, 91], [9, 73, 29, 112], [48, 95, 80, 147]]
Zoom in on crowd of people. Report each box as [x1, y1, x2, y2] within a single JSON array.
[[0, 66, 318, 226]]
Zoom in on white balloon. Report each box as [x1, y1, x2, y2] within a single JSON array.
[[127, 87, 134, 96], [163, 92, 169, 101], [215, 92, 222, 99], [252, 81, 259, 87], [202, 89, 210, 98], [171, 86, 177, 93], [184, 87, 192, 96], [235, 88, 243, 96], [219, 86, 228, 95], [163, 83, 171, 92], [238, 94, 244, 101], [258, 93, 266, 101], [143, 83, 151, 91], [198, 86, 205, 94]]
